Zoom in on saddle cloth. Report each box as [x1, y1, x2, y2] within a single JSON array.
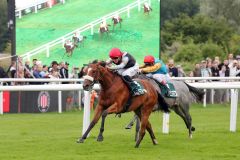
[[158, 82, 177, 98]]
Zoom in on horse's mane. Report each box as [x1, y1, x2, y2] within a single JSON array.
[[90, 59, 107, 67]]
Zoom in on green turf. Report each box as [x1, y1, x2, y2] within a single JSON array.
[[0, 104, 239, 160], [16, 0, 160, 68]]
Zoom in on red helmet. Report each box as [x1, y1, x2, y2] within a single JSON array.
[[144, 55, 155, 63], [109, 48, 123, 59]]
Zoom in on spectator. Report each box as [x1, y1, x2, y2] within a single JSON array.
[[229, 60, 239, 77], [193, 63, 201, 77], [228, 53, 234, 65], [7, 61, 16, 78], [219, 59, 230, 77], [200, 60, 211, 79], [39, 65, 49, 78], [211, 60, 220, 80], [60, 62, 69, 84], [176, 64, 185, 77], [168, 59, 178, 77]]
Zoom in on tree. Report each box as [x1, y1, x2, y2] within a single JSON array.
[[200, 0, 240, 32], [161, 0, 200, 27], [0, 0, 9, 52], [161, 14, 234, 53]]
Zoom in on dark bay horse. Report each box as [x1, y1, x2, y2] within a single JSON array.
[[143, 3, 152, 15], [77, 61, 169, 148], [99, 25, 111, 36], [128, 75, 204, 138], [63, 43, 75, 57], [112, 16, 122, 30]]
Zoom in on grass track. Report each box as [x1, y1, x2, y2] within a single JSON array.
[[0, 104, 239, 160]]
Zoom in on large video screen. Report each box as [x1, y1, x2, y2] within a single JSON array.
[[16, 0, 160, 69]]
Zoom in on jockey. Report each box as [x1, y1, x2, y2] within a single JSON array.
[[144, 2, 150, 10], [99, 20, 108, 32], [140, 55, 174, 96], [65, 40, 73, 49], [73, 32, 83, 42], [106, 48, 145, 96], [113, 14, 120, 23]]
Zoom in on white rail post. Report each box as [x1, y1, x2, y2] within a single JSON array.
[[0, 83, 3, 115], [49, 2, 52, 8], [35, 5, 38, 13], [162, 113, 169, 134], [90, 24, 94, 35], [27, 53, 30, 61], [62, 37, 65, 47], [78, 90, 82, 110], [46, 45, 50, 58], [230, 89, 238, 132], [82, 91, 91, 136], [138, 0, 141, 11], [58, 83, 62, 113], [203, 89, 207, 107], [19, 11, 22, 19], [127, 6, 130, 18], [211, 89, 214, 104]]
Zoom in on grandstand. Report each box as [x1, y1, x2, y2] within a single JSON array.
[[16, 0, 160, 68]]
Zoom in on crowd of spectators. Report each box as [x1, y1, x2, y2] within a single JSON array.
[[1, 53, 240, 84], [0, 58, 83, 85], [166, 53, 240, 79]]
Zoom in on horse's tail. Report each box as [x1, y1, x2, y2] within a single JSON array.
[[184, 82, 205, 102], [157, 92, 170, 113]]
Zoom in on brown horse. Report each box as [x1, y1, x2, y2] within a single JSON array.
[[143, 3, 152, 15], [112, 16, 122, 31], [77, 61, 169, 148], [99, 25, 111, 36], [63, 43, 75, 57]]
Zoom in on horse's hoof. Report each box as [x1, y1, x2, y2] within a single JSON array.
[[97, 136, 104, 142], [189, 134, 193, 139], [134, 144, 139, 148], [153, 139, 158, 145], [76, 138, 84, 143]]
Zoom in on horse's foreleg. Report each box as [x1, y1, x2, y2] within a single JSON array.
[[77, 105, 103, 143], [97, 110, 108, 142], [135, 109, 151, 148], [146, 120, 158, 145]]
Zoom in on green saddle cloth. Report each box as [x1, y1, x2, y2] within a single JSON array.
[[159, 82, 177, 98]]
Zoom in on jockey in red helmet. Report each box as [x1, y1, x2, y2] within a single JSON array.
[[140, 55, 176, 97], [107, 48, 145, 96]]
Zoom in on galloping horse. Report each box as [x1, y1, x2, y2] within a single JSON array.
[[99, 25, 111, 35], [112, 15, 122, 31], [128, 74, 204, 138], [72, 35, 87, 48], [63, 41, 75, 57], [77, 61, 170, 148], [143, 3, 152, 15]]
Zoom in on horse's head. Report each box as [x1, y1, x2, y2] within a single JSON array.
[[83, 61, 106, 91]]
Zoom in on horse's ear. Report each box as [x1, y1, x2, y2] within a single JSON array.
[[98, 61, 106, 67]]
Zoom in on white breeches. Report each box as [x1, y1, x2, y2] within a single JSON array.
[[117, 63, 139, 77]]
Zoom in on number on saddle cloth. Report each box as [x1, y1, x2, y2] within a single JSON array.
[[155, 80, 177, 98]]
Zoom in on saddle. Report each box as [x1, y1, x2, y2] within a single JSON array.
[[153, 79, 177, 98]]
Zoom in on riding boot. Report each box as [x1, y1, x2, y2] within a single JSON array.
[[122, 75, 145, 96]]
